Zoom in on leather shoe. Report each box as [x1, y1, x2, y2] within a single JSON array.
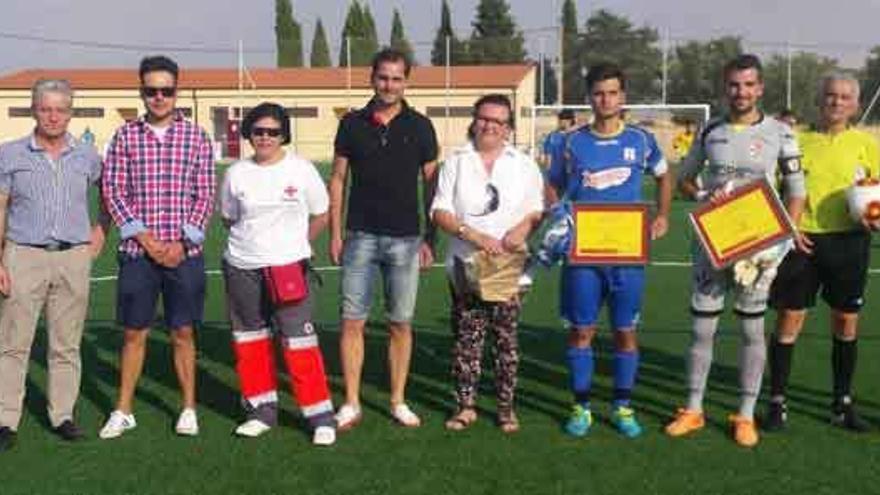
[[0, 426, 16, 451], [54, 420, 85, 441]]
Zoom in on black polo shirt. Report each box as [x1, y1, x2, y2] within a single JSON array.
[[334, 99, 439, 237]]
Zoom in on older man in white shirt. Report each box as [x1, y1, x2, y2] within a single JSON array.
[[431, 93, 544, 434]]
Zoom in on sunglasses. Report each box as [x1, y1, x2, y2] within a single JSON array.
[[141, 86, 177, 98], [251, 127, 283, 138], [470, 184, 500, 217]]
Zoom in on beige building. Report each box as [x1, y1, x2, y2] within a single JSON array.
[[0, 65, 536, 162]]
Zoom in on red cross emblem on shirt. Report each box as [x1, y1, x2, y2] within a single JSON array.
[[284, 185, 298, 198]]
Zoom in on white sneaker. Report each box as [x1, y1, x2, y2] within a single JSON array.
[[234, 419, 272, 438], [175, 408, 199, 436], [312, 425, 336, 446], [99, 410, 136, 439], [391, 403, 421, 428], [334, 404, 362, 432]]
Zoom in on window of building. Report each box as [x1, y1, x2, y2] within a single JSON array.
[[286, 107, 318, 118], [425, 107, 472, 118], [72, 108, 104, 118], [7, 107, 31, 118]]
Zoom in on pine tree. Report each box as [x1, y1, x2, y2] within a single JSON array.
[[310, 18, 331, 67], [338, 2, 364, 66], [468, 0, 526, 64], [431, 0, 468, 65], [275, 0, 303, 67], [362, 4, 380, 59], [390, 9, 415, 64]]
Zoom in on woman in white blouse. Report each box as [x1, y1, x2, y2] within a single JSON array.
[[219, 103, 336, 445], [431, 94, 544, 433]]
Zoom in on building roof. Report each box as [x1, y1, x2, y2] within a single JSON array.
[[0, 65, 534, 91]]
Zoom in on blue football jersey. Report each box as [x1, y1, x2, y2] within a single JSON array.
[[543, 130, 566, 158], [548, 124, 667, 203]]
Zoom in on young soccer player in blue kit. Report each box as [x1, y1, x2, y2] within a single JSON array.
[[546, 63, 672, 438]]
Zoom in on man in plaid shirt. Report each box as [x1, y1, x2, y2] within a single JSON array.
[[99, 55, 215, 440]]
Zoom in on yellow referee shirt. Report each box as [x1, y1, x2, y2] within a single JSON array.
[[798, 128, 880, 233]]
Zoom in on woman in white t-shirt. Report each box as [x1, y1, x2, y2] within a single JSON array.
[[431, 94, 545, 433], [220, 103, 336, 446]]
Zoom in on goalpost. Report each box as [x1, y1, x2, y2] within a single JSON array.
[[528, 104, 712, 163]]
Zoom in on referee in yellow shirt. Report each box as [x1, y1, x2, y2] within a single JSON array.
[[766, 72, 880, 432]]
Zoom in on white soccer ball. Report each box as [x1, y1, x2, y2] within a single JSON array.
[[846, 180, 880, 223]]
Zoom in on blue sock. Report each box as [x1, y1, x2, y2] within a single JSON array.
[[613, 350, 639, 408], [566, 346, 593, 407]]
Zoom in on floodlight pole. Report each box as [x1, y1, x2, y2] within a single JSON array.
[[661, 28, 669, 105], [786, 42, 793, 110], [445, 35, 451, 156], [556, 0, 563, 104], [346, 37, 352, 109], [539, 37, 546, 106]]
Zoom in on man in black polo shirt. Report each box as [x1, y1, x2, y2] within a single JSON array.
[[329, 48, 439, 430]]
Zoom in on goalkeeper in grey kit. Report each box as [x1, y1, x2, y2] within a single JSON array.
[[664, 54, 806, 448]]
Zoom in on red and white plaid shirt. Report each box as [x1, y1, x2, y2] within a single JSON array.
[[102, 113, 215, 257]]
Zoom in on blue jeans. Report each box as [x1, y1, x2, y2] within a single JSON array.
[[341, 231, 421, 323]]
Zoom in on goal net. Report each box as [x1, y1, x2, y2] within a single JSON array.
[[528, 104, 712, 165]]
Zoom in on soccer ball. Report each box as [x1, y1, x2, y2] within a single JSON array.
[[846, 177, 880, 223]]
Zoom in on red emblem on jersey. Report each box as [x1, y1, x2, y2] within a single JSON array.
[[749, 140, 764, 159], [283, 185, 298, 199]]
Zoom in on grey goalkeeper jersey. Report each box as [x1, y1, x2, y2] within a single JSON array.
[[677, 114, 806, 199]]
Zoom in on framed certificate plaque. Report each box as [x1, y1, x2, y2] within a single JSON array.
[[569, 203, 650, 265], [689, 180, 795, 269]]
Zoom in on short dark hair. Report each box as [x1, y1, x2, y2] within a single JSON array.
[[723, 54, 763, 82], [371, 47, 412, 78], [242, 102, 291, 145], [558, 108, 575, 121], [139, 55, 179, 84], [473, 93, 515, 129], [584, 63, 626, 93]]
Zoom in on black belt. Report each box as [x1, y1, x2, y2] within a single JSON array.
[[21, 241, 82, 252]]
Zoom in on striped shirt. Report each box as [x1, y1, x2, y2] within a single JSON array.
[[102, 113, 215, 257], [0, 133, 101, 245]]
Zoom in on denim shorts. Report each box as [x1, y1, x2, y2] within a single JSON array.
[[116, 255, 206, 330], [341, 230, 421, 323]]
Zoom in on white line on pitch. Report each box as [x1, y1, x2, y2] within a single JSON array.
[[87, 261, 880, 283]]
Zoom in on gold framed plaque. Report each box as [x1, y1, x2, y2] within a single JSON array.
[[689, 180, 795, 270], [569, 203, 650, 265]]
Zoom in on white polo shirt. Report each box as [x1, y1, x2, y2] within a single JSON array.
[[431, 143, 545, 272], [221, 152, 329, 269]]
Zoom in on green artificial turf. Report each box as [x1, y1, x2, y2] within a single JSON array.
[[2, 168, 880, 495]]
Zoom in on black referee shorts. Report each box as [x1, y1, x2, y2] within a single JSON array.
[[770, 231, 871, 313]]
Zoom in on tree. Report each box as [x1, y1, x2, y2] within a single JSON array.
[[362, 4, 380, 58], [431, 0, 468, 66], [578, 9, 661, 103], [860, 46, 880, 122], [390, 9, 415, 64], [467, 0, 526, 64], [667, 36, 742, 110], [275, 0, 303, 67], [338, 2, 372, 66], [560, 0, 583, 104], [536, 57, 559, 104], [310, 18, 331, 67], [763, 52, 839, 125]]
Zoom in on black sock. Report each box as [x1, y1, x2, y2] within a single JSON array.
[[769, 338, 795, 400], [832, 338, 858, 405]]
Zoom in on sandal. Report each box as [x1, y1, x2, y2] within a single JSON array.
[[498, 411, 520, 434], [444, 408, 478, 431]]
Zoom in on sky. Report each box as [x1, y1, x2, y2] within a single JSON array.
[[0, 0, 877, 75]]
